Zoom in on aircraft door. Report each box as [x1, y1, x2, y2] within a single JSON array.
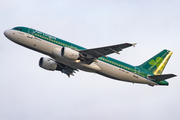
[[133, 67, 140, 78], [27, 28, 34, 39]]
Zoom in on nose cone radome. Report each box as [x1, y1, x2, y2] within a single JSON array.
[[4, 30, 9, 38], [4, 29, 12, 40], [4, 29, 15, 42]]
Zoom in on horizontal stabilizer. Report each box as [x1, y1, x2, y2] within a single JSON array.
[[148, 74, 177, 81]]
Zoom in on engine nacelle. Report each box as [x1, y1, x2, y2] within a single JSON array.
[[61, 47, 80, 60], [39, 57, 57, 71]]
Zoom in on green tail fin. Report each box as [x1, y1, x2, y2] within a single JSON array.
[[138, 49, 173, 75]]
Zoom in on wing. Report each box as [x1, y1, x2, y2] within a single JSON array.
[[56, 62, 78, 77], [79, 43, 136, 64]]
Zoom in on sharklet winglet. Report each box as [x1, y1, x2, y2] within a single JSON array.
[[132, 43, 137, 47]]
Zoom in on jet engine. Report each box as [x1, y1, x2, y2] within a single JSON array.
[[60, 47, 80, 60], [39, 57, 57, 71]]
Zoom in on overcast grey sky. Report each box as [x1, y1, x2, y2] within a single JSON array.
[[1, 0, 180, 120]]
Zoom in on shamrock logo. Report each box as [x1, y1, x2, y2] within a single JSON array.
[[149, 57, 163, 67]]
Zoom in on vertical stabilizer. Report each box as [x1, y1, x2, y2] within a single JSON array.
[[139, 49, 173, 75]]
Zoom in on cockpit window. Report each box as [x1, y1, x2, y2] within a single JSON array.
[[13, 27, 22, 31], [14, 27, 19, 30]]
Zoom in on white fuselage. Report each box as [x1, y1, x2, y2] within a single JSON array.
[[4, 29, 158, 86]]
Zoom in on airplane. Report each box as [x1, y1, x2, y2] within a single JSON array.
[[4, 27, 176, 86]]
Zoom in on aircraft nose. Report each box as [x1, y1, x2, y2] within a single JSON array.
[[4, 30, 10, 38]]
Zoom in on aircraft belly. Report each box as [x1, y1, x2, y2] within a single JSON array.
[[96, 60, 158, 85]]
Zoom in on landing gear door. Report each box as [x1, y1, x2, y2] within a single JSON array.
[[27, 28, 34, 39], [133, 67, 140, 78]]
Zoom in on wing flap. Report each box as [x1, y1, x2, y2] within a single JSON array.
[[56, 62, 78, 77]]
